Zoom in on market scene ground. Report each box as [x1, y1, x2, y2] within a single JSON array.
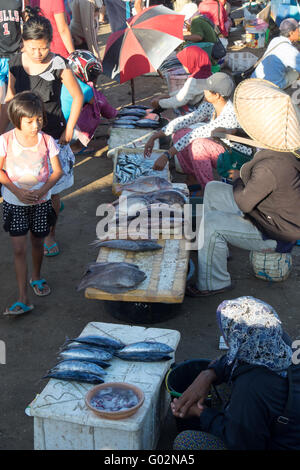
[[1, 1, 300, 451]]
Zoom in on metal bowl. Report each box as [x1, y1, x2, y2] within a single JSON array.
[[85, 382, 144, 420]]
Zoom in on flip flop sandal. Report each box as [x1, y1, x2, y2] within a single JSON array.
[[74, 147, 94, 156], [3, 301, 34, 316], [30, 279, 51, 297], [44, 242, 60, 257], [185, 282, 235, 297]]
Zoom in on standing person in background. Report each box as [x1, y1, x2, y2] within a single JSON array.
[[198, 0, 230, 37], [105, 0, 143, 33], [0, 1, 28, 103], [69, 0, 102, 60], [30, 0, 75, 58], [1, 7, 83, 257]]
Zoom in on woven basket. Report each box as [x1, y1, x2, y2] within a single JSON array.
[[249, 251, 292, 282]]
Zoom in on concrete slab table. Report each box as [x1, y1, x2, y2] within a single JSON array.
[[27, 322, 181, 450]]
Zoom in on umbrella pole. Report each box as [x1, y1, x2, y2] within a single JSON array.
[[130, 79, 135, 105]]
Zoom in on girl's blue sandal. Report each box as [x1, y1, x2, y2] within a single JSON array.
[[3, 302, 34, 316]]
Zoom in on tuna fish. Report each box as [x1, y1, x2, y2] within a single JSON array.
[[147, 189, 189, 206], [90, 239, 162, 252], [59, 347, 113, 363], [43, 370, 104, 384], [76, 262, 147, 293], [69, 335, 124, 350], [49, 360, 107, 377], [135, 119, 160, 128], [114, 341, 174, 361]]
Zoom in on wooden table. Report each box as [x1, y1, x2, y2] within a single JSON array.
[[85, 238, 190, 304]]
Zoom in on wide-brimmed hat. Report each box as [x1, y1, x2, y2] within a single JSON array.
[[234, 78, 300, 152]]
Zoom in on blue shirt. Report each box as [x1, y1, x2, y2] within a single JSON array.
[[251, 36, 300, 89], [61, 78, 94, 122]]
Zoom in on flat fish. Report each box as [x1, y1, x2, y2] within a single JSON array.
[[90, 239, 162, 252], [49, 360, 107, 377], [147, 189, 189, 206], [43, 370, 104, 384], [116, 176, 172, 194], [70, 334, 124, 350], [59, 347, 113, 363], [76, 262, 147, 293]]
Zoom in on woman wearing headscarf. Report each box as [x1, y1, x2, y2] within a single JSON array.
[[151, 46, 212, 114], [171, 296, 300, 450], [145, 72, 252, 192]]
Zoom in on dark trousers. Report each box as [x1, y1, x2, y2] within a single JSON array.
[[105, 0, 133, 32]]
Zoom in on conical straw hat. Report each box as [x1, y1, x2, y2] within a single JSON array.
[[234, 78, 300, 152]]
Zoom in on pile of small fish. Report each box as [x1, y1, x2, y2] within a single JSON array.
[[43, 335, 125, 384], [116, 153, 165, 184], [113, 106, 160, 129], [90, 387, 139, 412], [43, 334, 174, 385], [76, 262, 147, 293]]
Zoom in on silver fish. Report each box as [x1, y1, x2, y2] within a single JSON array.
[[59, 347, 112, 363], [49, 360, 107, 376], [91, 239, 162, 252], [135, 119, 160, 128], [70, 334, 124, 350], [43, 370, 104, 384], [116, 176, 172, 194], [114, 341, 174, 362], [147, 189, 189, 206], [76, 262, 146, 293]]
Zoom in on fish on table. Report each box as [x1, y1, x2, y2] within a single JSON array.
[[76, 262, 147, 293], [59, 346, 113, 363], [69, 335, 124, 350], [48, 360, 108, 377], [116, 176, 172, 194], [114, 341, 174, 362], [91, 239, 162, 252], [43, 370, 104, 384]]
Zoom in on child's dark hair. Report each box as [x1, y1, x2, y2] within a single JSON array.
[[23, 6, 53, 44], [8, 92, 47, 130]]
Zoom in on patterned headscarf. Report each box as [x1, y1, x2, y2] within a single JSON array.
[[216, 296, 292, 377]]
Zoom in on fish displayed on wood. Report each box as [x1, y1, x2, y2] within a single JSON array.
[[91, 239, 162, 252], [76, 262, 147, 293]]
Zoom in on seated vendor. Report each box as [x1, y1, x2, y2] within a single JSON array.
[[186, 79, 300, 298], [151, 46, 212, 115], [144, 73, 252, 192], [172, 296, 300, 450], [183, 14, 218, 47], [252, 18, 300, 90]]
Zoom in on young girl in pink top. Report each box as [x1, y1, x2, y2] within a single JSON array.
[[0, 91, 63, 316]]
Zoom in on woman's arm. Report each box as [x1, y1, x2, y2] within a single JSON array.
[[158, 78, 201, 109], [0, 72, 16, 134], [59, 68, 84, 145], [54, 12, 75, 55]]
